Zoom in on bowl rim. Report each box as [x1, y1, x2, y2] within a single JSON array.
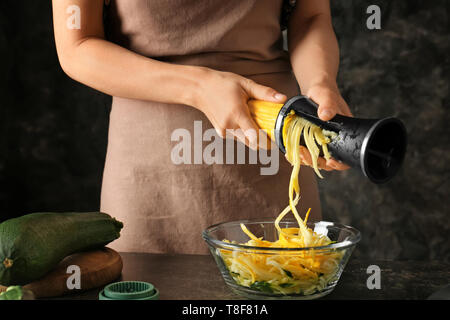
[[202, 218, 361, 252]]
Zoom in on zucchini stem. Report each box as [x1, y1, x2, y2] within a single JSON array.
[[2, 258, 13, 269]]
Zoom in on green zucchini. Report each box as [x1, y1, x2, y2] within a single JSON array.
[[0, 212, 123, 286], [0, 286, 35, 300]]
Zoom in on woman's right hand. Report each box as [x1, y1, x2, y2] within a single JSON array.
[[192, 68, 287, 148], [52, 0, 285, 150]]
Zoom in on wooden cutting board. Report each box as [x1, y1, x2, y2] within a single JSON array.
[[0, 247, 122, 298]]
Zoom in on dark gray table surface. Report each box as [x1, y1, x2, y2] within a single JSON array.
[[51, 252, 450, 300]]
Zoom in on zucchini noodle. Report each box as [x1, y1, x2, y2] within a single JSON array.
[[219, 100, 343, 296]]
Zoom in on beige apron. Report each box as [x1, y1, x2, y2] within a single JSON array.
[[101, 0, 321, 254]]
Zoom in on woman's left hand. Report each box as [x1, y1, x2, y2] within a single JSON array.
[[300, 83, 353, 171]]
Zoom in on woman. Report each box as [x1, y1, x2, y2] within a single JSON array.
[[52, 0, 351, 254]]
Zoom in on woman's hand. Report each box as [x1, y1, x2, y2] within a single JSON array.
[[192, 68, 287, 148], [301, 83, 353, 171]]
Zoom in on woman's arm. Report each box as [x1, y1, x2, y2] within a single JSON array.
[[288, 0, 351, 170], [52, 0, 202, 106], [52, 0, 286, 147]]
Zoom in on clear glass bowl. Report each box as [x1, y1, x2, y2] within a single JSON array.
[[202, 218, 361, 300]]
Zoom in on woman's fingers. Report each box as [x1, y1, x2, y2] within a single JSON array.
[[298, 146, 334, 171], [221, 101, 261, 149], [306, 84, 354, 121], [339, 99, 353, 117], [238, 77, 287, 149], [317, 157, 334, 171], [241, 77, 287, 103], [301, 84, 352, 171], [326, 158, 350, 171], [317, 98, 337, 121], [306, 87, 337, 121], [298, 146, 312, 165], [238, 114, 260, 150]]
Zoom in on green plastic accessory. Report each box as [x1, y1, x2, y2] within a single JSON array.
[[99, 281, 159, 300]]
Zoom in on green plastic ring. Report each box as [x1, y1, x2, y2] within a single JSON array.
[[100, 281, 159, 300]]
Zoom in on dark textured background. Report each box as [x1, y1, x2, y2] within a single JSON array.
[[0, 1, 448, 261]]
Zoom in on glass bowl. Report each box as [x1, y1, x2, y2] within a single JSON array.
[[202, 218, 361, 300]]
